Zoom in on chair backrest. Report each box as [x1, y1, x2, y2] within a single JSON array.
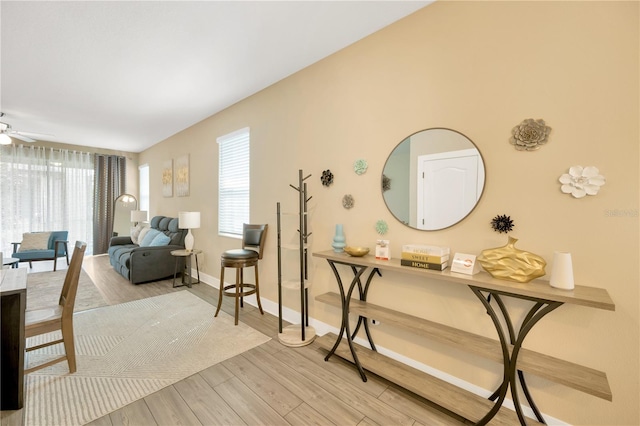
[[48, 231, 69, 253], [242, 224, 268, 260], [58, 241, 87, 314]]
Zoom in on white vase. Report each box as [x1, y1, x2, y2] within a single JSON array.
[[550, 251, 574, 290]]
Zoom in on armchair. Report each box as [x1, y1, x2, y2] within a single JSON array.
[[12, 231, 69, 271]]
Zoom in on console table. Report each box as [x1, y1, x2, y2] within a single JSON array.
[[1, 268, 27, 410], [313, 250, 614, 426]]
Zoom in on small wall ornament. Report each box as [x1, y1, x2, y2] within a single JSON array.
[[491, 214, 514, 234], [510, 118, 551, 151], [342, 194, 354, 209], [353, 158, 368, 175], [382, 174, 391, 192], [559, 166, 605, 198], [375, 219, 388, 235], [321, 169, 334, 186]]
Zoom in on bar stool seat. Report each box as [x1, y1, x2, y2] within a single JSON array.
[[215, 224, 268, 325]]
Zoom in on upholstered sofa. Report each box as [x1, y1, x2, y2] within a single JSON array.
[[108, 216, 187, 284], [12, 231, 69, 271]]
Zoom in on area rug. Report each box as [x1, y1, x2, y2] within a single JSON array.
[[27, 268, 108, 312], [24, 291, 271, 426]]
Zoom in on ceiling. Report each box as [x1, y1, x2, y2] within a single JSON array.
[[1, 1, 431, 153]]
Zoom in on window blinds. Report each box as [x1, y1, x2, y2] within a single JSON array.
[[217, 127, 250, 237]]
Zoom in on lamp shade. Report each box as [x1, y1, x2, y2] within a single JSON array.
[[131, 210, 148, 223], [179, 211, 201, 229]]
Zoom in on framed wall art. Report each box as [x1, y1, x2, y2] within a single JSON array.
[[162, 159, 173, 197], [175, 154, 190, 197]]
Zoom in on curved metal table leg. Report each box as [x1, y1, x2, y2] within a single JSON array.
[[323, 259, 369, 381], [472, 287, 562, 425]]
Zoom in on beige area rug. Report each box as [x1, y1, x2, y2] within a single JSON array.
[[24, 291, 271, 426], [27, 269, 108, 312]]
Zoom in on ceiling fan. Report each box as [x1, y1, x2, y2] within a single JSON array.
[[0, 113, 55, 144], [0, 122, 37, 143]]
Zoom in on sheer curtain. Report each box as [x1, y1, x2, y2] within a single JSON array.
[[0, 144, 94, 256]]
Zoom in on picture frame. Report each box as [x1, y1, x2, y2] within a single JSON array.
[[162, 159, 173, 197], [175, 154, 190, 197]]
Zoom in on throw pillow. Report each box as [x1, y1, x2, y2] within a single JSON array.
[[149, 233, 171, 247], [140, 229, 161, 247], [18, 232, 51, 252], [137, 226, 152, 246], [130, 223, 148, 244]]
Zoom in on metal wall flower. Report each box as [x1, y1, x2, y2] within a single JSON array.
[[510, 118, 551, 151], [375, 219, 388, 235], [491, 214, 514, 234], [354, 158, 368, 175], [342, 194, 354, 209], [559, 166, 605, 198], [382, 174, 391, 192], [321, 169, 334, 186]]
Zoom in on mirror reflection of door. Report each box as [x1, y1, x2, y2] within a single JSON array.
[[417, 149, 483, 230], [382, 128, 486, 231], [113, 194, 137, 237]]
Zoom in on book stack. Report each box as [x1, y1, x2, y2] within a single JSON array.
[[400, 244, 450, 271]]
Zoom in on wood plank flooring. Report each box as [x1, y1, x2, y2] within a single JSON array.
[[1, 255, 467, 426]]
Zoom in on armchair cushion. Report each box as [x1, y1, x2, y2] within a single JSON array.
[[18, 232, 51, 251]]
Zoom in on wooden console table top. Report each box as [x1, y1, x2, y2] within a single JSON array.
[[313, 250, 615, 311]]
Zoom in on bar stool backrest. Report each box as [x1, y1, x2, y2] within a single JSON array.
[[242, 224, 268, 259]]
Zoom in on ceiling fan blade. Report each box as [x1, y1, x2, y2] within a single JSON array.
[[8, 132, 36, 143]]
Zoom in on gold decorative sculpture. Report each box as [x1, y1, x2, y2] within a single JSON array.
[[477, 237, 546, 283]]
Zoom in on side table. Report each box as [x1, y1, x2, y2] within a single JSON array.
[[2, 257, 19, 269], [171, 249, 202, 288]]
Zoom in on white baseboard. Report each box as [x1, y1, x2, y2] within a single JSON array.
[[196, 270, 568, 426]]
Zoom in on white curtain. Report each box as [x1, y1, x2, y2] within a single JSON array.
[[0, 144, 95, 256]]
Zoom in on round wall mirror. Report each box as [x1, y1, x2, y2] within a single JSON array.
[[113, 194, 137, 237], [382, 128, 485, 231]]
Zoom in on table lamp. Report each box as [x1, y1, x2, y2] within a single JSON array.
[[179, 211, 201, 252], [130, 210, 148, 226]]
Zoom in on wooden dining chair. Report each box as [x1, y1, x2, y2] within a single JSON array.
[[24, 241, 87, 374], [215, 224, 268, 325]]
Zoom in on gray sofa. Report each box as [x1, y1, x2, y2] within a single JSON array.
[[108, 215, 186, 284]]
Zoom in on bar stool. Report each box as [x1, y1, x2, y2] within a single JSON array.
[[215, 224, 268, 325]]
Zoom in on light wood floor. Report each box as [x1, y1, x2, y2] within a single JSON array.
[[2, 255, 467, 426]]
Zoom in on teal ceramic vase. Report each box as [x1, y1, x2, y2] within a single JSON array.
[[332, 224, 346, 253]]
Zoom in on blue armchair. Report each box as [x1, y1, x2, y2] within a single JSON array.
[[12, 231, 70, 271]]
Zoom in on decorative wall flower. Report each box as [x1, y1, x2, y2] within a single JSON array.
[[559, 166, 605, 198], [510, 119, 551, 151], [491, 214, 514, 234], [382, 174, 391, 192], [354, 159, 368, 175], [375, 219, 388, 235], [342, 194, 354, 209], [321, 169, 334, 186]]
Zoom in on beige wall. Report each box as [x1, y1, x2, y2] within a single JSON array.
[[140, 2, 639, 424]]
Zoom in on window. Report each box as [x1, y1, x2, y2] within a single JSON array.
[[0, 145, 94, 254], [218, 127, 250, 237], [139, 163, 149, 213]]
